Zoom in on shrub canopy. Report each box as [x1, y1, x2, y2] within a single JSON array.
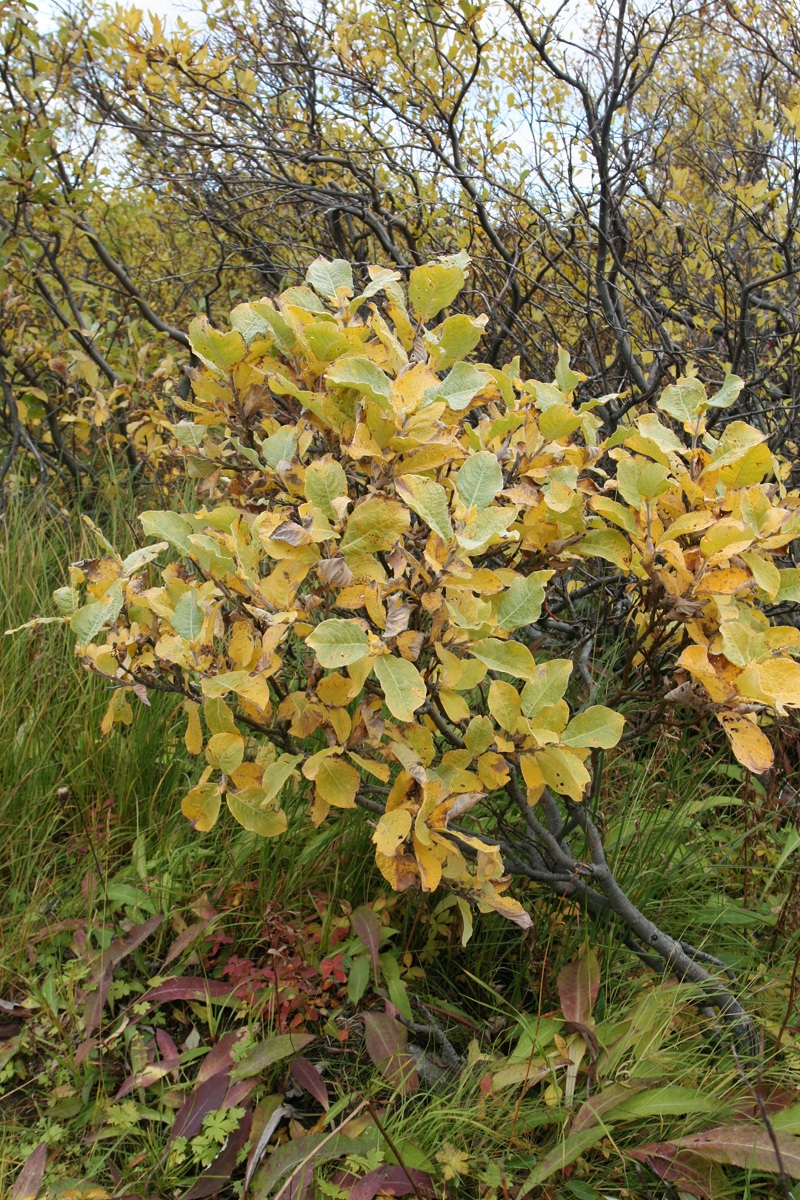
[[52, 255, 800, 931]]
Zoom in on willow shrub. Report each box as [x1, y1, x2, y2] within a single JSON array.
[[22, 254, 800, 1031]]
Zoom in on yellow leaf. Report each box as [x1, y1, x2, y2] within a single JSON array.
[[438, 686, 470, 723], [206, 732, 245, 775], [315, 756, 360, 808], [413, 835, 446, 891], [535, 747, 590, 801], [678, 645, 737, 703], [519, 754, 545, 803], [181, 782, 222, 832], [373, 808, 413, 856], [716, 713, 773, 774], [488, 679, 521, 733], [184, 700, 203, 754], [736, 659, 800, 714], [476, 751, 510, 790]]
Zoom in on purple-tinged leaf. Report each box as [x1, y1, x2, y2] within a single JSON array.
[[673, 1124, 800, 1174], [156, 1028, 180, 1061], [627, 1143, 727, 1198], [362, 1013, 418, 1095], [116, 1052, 181, 1098], [290, 1057, 329, 1110], [9, 1143, 46, 1200], [162, 919, 216, 970], [350, 906, 381, 980], [224, 1078, 259, 1109], [349, 1165, 436, 1198], [82, 913, 164, 1035], [196, 1028, 249, 1084], [231, 1032, 316, 1079], [182, 1107, 253, 1199], [138, 976, 242, 1010], [557, 943, 600, 1029], [167, 1071, 230, 1147]]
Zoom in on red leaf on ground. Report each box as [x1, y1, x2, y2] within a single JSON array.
[[362, 1013, 418, 1094], [350, 906, 381, 980], [349, 1165, 436, 1198], [10, 1143, 46, 1200], [290, 1057, 329, 1110], [138, 976, 241, 1009], [82, 914, 164, 1035], [196, 1028, 249, 1084], [167, 1072, 231, 1147], [629, 1138, 748, 1198], [557, 944, 600, 1028], [161, 919, 216, 970]]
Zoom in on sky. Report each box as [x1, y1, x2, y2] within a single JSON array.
[[33, 0, 206, 30]]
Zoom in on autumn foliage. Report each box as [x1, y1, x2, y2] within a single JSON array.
[[34, 253, 799, 939]]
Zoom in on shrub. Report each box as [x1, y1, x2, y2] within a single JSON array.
[[31, 254, 800, 1040]]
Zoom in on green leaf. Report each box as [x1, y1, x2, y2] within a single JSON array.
[[395, 474, 453, 541], [520, 660, 573, 717], [120, 543, 168, 578], [172, 588, 204, 641], [348, 954, 370, 1006], [457, 506, 518, 551], [536, 746, 591, 801], [408, 259, 467, 322], [612, 1085, 720, 1120], [172, 420, 205, 448], [561, 706, 625, 749], [231, 1031, 317, 1078], [456, 452, 504, 511], [53, 586, 79, 615], [464, 715, 495, 756], [423, 361, 492, 411], [518, 1128, 611, 1195], [261, 427, 297, 469], [707, 373, 744, 409], [188, 315, 247, 375], [229, 301, 272, 344], [261, 754, 303, 802], [326, 357, 392, 409], [616, 458, 670, 507], [657, 375, 707, 423], [554, 346, 582, 394], [470, 638, 537, 680], [577, 529, 631, 569], [306, 619, 370, 668], [425, 313, 487, 369], [497, 572, 552, 630], [373, 655, 427, 722], [206, 731, 245, 775], [140, 510, 194, 554], [304, 457, 348, 518], [227, 788, 288, 837], [306, 256, 354, 301], [305, 321, 352, 362], [69, 582, 123, 645]]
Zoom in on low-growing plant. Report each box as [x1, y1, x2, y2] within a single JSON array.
[[20, 253, 800, 1048]]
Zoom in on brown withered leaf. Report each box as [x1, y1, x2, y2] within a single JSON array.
[[271, 520, 312, 545], [317, 557, 354, 587], [384, 595, 413, 638]]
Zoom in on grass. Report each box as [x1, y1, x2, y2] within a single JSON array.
[[2, 492, 800, 1199]]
